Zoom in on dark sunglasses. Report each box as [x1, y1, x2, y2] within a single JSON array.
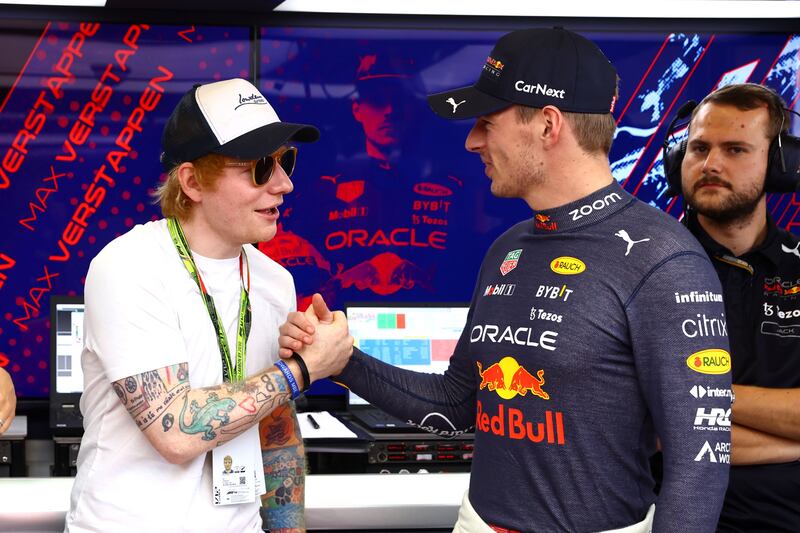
[[225, 146, 297, 186]]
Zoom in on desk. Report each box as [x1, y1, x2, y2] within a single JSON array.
[[0, 473, 469, 531]]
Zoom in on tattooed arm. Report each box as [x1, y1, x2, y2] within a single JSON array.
[[113, 362, 297, 464], [259, 404, 305, 533], [112, 309, 353, 464]]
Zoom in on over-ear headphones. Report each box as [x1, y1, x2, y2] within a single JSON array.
[[663, 99, 800, 197]]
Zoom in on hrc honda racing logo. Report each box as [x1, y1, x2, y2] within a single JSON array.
[[693, 407, 731, 432]]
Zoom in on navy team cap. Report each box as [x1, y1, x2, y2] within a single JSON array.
[[428, 28, 618, 120]]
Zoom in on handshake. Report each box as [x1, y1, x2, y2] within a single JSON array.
[[278, 294, 353, 387]]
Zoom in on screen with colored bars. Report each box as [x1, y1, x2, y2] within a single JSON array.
[[53, 301, 85, 394], [345, 304, 469, 405]]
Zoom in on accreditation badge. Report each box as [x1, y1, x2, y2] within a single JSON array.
[[212, 426, 259, 505]]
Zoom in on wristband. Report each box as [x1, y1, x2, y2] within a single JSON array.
[[275, 360, 301, 399], [291, 352, 311, 392]]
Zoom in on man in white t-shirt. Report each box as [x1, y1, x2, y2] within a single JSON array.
[[65, 78, 353, 532]]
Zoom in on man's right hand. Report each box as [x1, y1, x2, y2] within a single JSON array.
[[287, 294, 352, 382]]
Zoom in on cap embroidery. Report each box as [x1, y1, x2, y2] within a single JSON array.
[[446, 98, 466, 113], [514, 81, 565, 99], [483, 56, 505, 78], [235, 93, 267, 110]]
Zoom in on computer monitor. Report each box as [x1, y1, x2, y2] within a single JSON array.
[[344, 303, 469, 406], [49, 295, 86, 433]]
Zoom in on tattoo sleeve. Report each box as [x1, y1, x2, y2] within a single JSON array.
[[113, 362, 294, 462], [259, 403, 306, 533]]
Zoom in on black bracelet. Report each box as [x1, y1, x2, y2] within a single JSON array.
[[291, 352, 311, 392]]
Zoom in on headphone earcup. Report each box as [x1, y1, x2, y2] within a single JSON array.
[[663, 138, 687, 197], [766, 133, 800, 193]]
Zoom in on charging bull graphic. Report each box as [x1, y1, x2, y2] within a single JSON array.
[[477, 357, 549, 400]]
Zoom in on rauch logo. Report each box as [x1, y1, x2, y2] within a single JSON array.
[[686, 349, 731, 374]]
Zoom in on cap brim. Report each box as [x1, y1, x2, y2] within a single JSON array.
[[427, 85, 513, 120], [215, 122, 320, 160]]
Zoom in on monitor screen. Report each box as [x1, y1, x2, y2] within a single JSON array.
[[53, 299, 85, 394], [345, 303, 469, 405]]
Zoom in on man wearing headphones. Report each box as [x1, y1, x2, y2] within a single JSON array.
[[675, 82, 800, 531]]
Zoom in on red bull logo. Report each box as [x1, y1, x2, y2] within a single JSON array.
[[534, 214, 558, 232], [483, 56, 505, 78], [764, 278, 800, 298], [476, 401, 565, 445], [485, 56, 504, 70], [476, 357, 549, 400], [336, 251, 432, 296]]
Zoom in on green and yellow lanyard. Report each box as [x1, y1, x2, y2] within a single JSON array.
[[167, 217, 251, 383]]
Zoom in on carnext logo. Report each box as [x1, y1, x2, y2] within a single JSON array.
[[514, 81, 565, 99]]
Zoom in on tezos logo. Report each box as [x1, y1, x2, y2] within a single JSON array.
[[686, 349, 731, 375], [763, 303, 800, 319]]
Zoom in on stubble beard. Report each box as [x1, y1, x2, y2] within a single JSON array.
[[490, 147, 545, 200], [686, 177, 765, 225]]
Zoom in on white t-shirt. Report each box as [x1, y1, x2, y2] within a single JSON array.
[[65, 219, 295, 533]]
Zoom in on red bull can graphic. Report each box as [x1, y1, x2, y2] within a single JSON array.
[[476, 357, 549, 400]]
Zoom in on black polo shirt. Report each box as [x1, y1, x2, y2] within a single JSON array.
[[688, 212, 800, 532]]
